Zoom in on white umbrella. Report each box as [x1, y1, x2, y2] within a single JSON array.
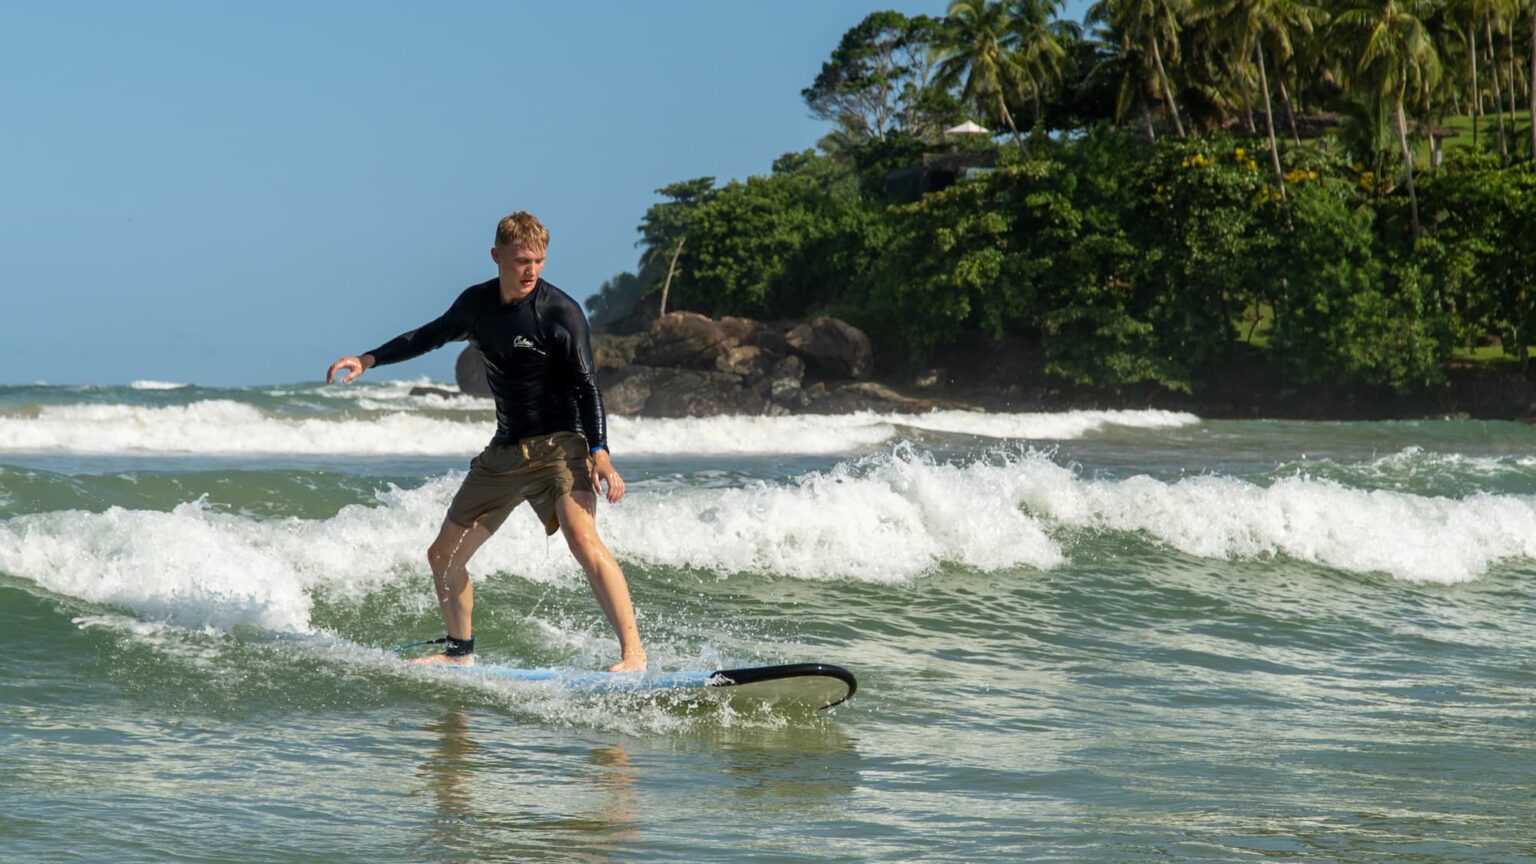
[[944, 120, 990, 137]]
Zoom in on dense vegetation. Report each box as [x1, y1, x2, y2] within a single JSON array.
[[588, 1, 1536, 394]]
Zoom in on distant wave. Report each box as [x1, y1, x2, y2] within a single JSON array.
[[128, 380, 189, 390], [2, 450, 1530, 634], [1272, 446, 1536, 496], [0, 400, 1198, 456], [0, 401, 492, 455]]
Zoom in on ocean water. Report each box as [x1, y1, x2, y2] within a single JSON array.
[[3, 380, 1536, 862]]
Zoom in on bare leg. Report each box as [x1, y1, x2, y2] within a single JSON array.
[[556, 491, 646, 672], [411, 518, 493, 666]]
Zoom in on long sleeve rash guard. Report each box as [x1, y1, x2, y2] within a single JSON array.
[[364, 278, 608, 452]]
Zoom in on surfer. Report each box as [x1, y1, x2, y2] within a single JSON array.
[[325, 212, 646, 672]]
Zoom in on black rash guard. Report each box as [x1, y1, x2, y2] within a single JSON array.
[[363, 278, 608, 452]]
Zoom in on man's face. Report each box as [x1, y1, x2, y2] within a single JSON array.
[[494, 243, 547, 291]]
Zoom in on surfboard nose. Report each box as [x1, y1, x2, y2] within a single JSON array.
[[711, 663, 858, 710]]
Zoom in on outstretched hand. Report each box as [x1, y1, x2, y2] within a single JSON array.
[[326, 355, 372, 384], [591, 451, 625, 504]]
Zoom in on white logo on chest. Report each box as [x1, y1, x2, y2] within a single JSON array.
[[512, 336, 546, 355]]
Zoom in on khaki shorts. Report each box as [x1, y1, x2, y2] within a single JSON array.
[[446, 431, 594, 536]]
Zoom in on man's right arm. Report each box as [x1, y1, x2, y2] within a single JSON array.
[[326, 287, 478, 383]]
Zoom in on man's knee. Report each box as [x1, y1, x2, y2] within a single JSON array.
[[565, 528, 600, 559], [427, 524, 472, 570]]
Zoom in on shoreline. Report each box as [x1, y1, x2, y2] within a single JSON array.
[[907, 342, 1536, 423], [580, 317, 1536, 425]]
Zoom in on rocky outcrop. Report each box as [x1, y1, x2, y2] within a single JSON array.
[[786, 317, 873, 380], [589, 312, 950, 416]]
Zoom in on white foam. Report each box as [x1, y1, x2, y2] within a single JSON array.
[[0, 452, 1066, 632], [0, 399, 1197, 456], [128, 380, 189, 391], [609, 414, 897, 456], [1008, 458, 1536, 584], [5, 450, 1520, 639], [1358, 446, 1536, 482], [893, 408, 1200, 440], [604, 447, 1065, 579], [0, 500, 318, 632], [0, 401, 492, 455]]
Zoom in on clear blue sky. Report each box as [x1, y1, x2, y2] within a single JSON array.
[[2, 1, 1088, 386]]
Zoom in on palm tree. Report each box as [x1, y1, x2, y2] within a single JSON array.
[[1084, 20, 1162, 140], [934, 0, 1030, 147], [1087, 0, 1189, 137], [1010, 0, 1080, 134], [1332, 0, 1442, 238], [1448, 0, 1487, 151], [1337, 93, 1398, 179], [1420, 0, 1463, 164], [1193, 0, 1323, 198], [1502, 2, 1523, 162], [1483, 0, 1514, 161]]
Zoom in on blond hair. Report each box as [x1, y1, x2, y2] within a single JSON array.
[[494, 211, 549, 250]]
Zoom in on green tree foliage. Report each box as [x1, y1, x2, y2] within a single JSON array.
[[660, 152, 887, 319], [622, 128, 1534, 394], [638, 177, 716, 271], [1419, 160, 1536, 365], [802, 11, 953, 142], [1127, 139, 1280, 377], [856, 164, 1038, 362], [595, 4, 1536, 398], [1029, 133, 1180, 388], [585, 269, 658, 330]]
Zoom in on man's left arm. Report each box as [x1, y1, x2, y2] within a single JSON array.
[[553, 299, 623, 504]]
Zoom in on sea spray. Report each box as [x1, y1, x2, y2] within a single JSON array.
[[0, 401, 492, 455], [1010, 456, 1536, 583], [1271, 446, 1536, 497], [128, 380, 190, 391], [0, 499, 317, 632], [0, 397, 1200, 457], [5, 449, 1534, 640]]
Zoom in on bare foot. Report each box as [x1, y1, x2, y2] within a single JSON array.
[[408, 653, 475, 667], [606, 653, 647, 674]]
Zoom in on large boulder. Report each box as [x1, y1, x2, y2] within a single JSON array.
[[761, 354, 809, 408], [785, 317, 873, 380], [591, 333, 642, 372], [769, 353, 805, 384], [802, 381, 936, 414], [632, 312, 735, 369], [646, 370, 768, 417], [716, 316, 760, 344], [715, 344, 766, 377], [455, 346, 492, 397], [597, 366, 655, 415], [599, 366, 767, 417]]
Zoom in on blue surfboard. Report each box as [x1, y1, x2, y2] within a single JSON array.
[[444, 661, 857, 710]]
